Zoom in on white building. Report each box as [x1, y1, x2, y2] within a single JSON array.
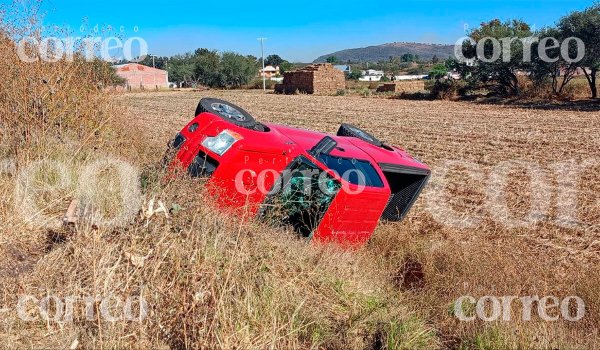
[[359, 69, 385, 81]]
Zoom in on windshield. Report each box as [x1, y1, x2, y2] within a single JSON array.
[[314, 153, 384, 188]]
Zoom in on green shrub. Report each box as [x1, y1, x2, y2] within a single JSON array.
[[427, 78, 468, 100], [249, 78, 278, 90]]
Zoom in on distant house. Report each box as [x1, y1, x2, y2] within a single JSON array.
[[363, 69, 384, 76], [114, 63, 168, 89], [260, 65, 280, 79], [359, 69, 385, 81], [333, 65, 352, 74]]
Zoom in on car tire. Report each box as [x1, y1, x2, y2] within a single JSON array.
[[195, 98, 256, 128], [336, 123, 383, 147]]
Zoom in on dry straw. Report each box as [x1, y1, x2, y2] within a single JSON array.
[[1, 1, 599, 348]]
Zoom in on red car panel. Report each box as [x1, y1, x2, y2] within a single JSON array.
[[167, 99, 430, 245]]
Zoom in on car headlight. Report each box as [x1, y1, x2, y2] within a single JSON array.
[[202, 130, 243, 156]]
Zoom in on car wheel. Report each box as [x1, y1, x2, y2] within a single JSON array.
[[336, 123, 383, 147], [195, 98, 256, 128]]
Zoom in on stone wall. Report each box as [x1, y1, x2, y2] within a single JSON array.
[[376, 81, 425, 93], [275, 64, 345, 95]]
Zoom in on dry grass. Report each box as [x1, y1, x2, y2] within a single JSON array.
[[518, 76, 594, 100], [3, 81, 599, 348], [119, 89, 600, 348], [2, 2, 600, 347], [2, 177, 440, 348], [0, 11, 439, 349]]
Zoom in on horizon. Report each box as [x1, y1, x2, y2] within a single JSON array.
[[6, 0, 596, 62]]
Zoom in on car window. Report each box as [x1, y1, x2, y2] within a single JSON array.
[[315, 153, 384, 188]]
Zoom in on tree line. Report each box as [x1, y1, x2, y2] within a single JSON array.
[[130, 51, 295, 88]]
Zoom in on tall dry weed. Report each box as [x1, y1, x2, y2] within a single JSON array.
[[0, 2, 133, 161]]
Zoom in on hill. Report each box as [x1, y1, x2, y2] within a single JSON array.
[[313, 42, 455, 63]]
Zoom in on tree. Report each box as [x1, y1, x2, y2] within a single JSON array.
[[220, 52, 258, 88], [401, 53, 415, 62], [279, 60, 293, 74], [429, 63, 448, 80], [457, 19, 533, 96], [91, 59, 126, 87], [194, 49, 223, 87], [167, 53, 198, 84], [431, 55, 440, 64], [347, 69, 362, 80], [557, 3, 600, 98], [326, 56, 339, 64], [399, 53, 420, 62], [166, 48, 262, 88], [264, 54, 294, 74], [529, 27, 579, 95], [137, 55, 168, 70], [265, 54, 284, 67]]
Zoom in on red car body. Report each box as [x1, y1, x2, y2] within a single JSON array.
[[168, 99, 430, 245]]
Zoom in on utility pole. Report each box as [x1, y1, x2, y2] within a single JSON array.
[[257, 38, 267, 91]]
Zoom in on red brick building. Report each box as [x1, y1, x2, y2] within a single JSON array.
[[114, 63, 169, 89]]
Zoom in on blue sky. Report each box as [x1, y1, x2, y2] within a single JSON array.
[[31, 0, 595, 62]]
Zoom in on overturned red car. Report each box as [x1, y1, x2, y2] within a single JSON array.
[[166, 98, 430, 245]]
